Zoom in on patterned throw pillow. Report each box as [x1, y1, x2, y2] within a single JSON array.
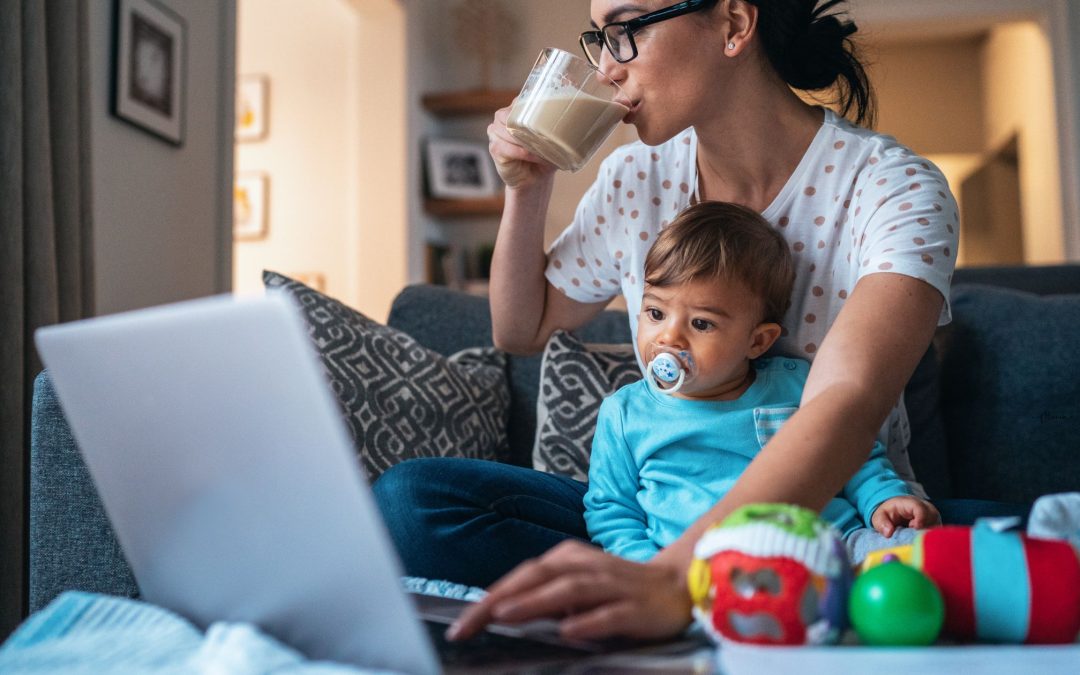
[[533, 330, 641, 481], [263, 271, 510, 479]]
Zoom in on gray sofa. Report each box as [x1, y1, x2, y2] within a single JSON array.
[[28, 265, 1080, 613]]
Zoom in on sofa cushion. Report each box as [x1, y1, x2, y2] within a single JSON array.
[[533, 331, 641, 481], [937, 284, 1080, 503], [387, 284, 632, 466], [263, 271, 511, 477]]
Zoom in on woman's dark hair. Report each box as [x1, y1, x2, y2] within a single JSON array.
[[745, 0, 876, 127]]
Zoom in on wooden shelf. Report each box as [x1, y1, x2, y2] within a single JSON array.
[[424, 196, 505, 218], [421, 88, 517, 117]]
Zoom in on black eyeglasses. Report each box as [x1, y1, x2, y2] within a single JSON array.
[[579, 0, 716, 67]]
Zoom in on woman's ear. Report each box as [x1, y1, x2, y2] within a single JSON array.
[[722, 0, 759, 56], [748, 321, 782, 359]]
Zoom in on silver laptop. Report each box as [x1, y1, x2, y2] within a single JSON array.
[[36, 293, 656, 674]]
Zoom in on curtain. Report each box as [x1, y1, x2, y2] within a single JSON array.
[[0, 0, 94, 637]]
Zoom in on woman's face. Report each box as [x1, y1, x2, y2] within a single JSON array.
[[588, 0, 729, 145]]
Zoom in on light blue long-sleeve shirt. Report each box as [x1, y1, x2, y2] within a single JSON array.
[[584, 357, 911, 562]]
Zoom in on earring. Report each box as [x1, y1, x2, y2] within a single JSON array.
[[727, 41, 736, 51]]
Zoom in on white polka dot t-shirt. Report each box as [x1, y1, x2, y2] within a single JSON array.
[[545, 108, 960, 496]]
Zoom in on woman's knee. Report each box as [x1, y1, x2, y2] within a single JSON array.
[[373, 458, 447, 517]]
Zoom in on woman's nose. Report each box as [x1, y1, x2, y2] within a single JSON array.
[[597, 49, 627, 84]]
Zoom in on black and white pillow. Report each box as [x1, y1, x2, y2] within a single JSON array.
[[263, 271, 510, 479], [533, 330, 641, 481]]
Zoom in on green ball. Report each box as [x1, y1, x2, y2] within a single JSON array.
[[848, 560, 945, 646]]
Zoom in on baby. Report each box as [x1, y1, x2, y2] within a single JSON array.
[[584, 201, 938, 564]]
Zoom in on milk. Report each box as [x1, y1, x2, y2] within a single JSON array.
[[507, 92, 629, 172]]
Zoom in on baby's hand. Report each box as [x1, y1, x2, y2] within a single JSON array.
[[870, 496, 942, 538]]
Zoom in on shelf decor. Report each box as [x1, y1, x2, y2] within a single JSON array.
[[424, 138, 501, 200], [452, 0, 516, 91], [111, 0, 187, 145]]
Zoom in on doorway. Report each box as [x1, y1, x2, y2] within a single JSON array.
[[233, 0, 407, 320]]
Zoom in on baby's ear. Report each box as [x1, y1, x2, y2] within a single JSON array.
[[748, 322, 782, 359]]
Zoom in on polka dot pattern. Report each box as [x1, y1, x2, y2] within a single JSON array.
[[545, 117, 958, 492]]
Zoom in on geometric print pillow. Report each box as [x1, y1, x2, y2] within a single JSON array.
[[532, 330, 641, 482], [263, 270, 510, 480]]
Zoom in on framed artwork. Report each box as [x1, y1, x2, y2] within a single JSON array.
[[424, 138, 500, 199], [111, 0, 186, 145], [234, 172, 269, 240], [236, 75, 269, 142]]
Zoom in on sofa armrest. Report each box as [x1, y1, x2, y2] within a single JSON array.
[[29, 370, 138, 612]]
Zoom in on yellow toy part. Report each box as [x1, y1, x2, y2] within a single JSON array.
[[859, 543, 914, 573]]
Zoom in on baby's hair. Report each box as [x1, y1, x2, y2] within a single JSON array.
[[644, 201, 795, 325]]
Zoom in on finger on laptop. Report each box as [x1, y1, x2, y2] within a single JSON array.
[[446, 540, 597, 641], [480, 540, 692, 641]]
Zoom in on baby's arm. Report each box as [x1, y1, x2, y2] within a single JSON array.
[[584, 398, 662, 562], [842, 440, 939, 536]]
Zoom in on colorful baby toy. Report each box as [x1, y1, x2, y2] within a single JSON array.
[[848, 558, 944, 646], [860, 521, 1080, 644], [691, 503, 1080, 648], [688, 503, 852, 645]]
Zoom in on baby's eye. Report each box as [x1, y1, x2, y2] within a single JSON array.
[[691, 318, 713, 331], [647, 308, 664, 321]]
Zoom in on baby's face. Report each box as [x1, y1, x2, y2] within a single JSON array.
[[637, 276, 769, 400]]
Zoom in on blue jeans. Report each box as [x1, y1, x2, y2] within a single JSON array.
[[372, 457, 1030, 588]]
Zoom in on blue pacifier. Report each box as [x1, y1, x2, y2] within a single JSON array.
[[647, 351, 690, 395]]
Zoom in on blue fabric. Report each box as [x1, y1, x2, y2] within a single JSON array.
[[932, 498, 1031, 528], [373, 458, 591, 588], [938, 285, 1080, 503], [585, 358, 911, 560], [29, 372, 139, 613], [0, 592, 379, 674]]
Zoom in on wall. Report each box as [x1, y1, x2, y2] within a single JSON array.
[[870, 37, 985, 155], [352, 0, 408, 321], [88, 0, 235, 315], [981, 22, 1064, 263]]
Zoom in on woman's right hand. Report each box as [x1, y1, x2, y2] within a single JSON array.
[[488, 105, 557, 190]]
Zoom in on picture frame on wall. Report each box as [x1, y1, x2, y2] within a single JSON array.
[[111, 0, 186, 146], [234, 172, 269, 240], [236, 75, 270, 142], [424, 138, 501, 199]]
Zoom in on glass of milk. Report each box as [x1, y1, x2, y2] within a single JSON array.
[[506, 48, 630, 172]]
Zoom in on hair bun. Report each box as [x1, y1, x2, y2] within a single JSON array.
[[783, 14, 858, 91], [749, 0, 875, 125]]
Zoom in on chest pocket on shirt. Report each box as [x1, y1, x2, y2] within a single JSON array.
[[753, 406, 798, 449]]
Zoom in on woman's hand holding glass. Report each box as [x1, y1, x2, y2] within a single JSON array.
[[487, 104, 558, 190], [447, 539, 693, 642]]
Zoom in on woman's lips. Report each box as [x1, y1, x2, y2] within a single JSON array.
[[622, 100, 640, 124]]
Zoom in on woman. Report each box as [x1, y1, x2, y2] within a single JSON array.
[[375, 0, 988, 642]]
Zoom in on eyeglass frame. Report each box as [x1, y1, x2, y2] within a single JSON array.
[[579, 0, 716, 67]]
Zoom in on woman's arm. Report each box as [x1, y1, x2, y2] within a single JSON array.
[[486, 106, 609, 355], [451, 272, 944, 642]]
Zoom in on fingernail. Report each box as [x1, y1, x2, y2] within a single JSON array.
[[445, 622, 460, 641]]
